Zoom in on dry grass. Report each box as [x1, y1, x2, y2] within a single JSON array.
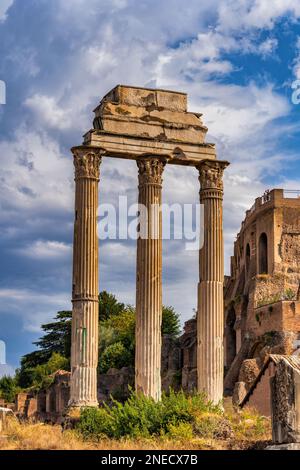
[[0, 407, 272, 451]]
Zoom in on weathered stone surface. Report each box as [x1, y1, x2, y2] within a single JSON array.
[[135, 156, 165, 401], [84, 85, 217, 165], [197, 160, 229, 404], [93, 85, 207, 145], [266, 443, 300, 450], [69, 148, 102, 408], [271, 357, 300, 444], [239, 358, 261, 386], [232, 381, 248, 406], [161, 335, 181, 373], [224, 188, 300, 400], [98, 367, 135, 402]]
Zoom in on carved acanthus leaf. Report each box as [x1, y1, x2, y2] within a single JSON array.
[[198, 160, 228, 191], [137, 157, 166, 185], [73, 148, 103, 179]]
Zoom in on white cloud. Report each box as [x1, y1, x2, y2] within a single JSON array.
[[16, 240, 71, 260], [0, 0, 13, 21], [0, 288, 70, 332], [218, 0, 300, 32], [25, 94, 72, 130], [0, 128, 73, 217], [257, 37, 278, 56], [2, 0, 300, 332]]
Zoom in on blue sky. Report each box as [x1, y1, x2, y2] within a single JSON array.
[[1, 0, 300, 374]]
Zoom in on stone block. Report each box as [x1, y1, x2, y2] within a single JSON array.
[[232, 381, 248, 406]]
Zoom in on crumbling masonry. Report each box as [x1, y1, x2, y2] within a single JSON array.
[[224, 189, 300, 408]]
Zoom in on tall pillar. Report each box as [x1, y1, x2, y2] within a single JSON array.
[[197, 160, 228, 404], [135, 156, 166, 401], [69, 147, 102, 408]]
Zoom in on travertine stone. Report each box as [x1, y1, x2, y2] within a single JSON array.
[[69, 147, 103, 408], [86, 85, 216, 165], [197, 160, 229, 404], [135, 156, 166, 401], [271, 357, 300, 444]]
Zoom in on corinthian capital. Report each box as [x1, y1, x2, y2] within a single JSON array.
[[198, 160, 229, 192], [137, 156, 167, 186], [72, 147, 104, 180]]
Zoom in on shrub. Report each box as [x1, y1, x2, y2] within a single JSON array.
[[194, 413, 233, 439], [99, 342, 133, 374], [0, 376, 20, 403], [77, 389, 222, 440], [166, 422, 194, 440], [77, 407, 115, 440], [283, 288, 295, 301]]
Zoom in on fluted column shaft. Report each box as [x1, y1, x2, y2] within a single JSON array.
[[69, 147, 102, 408], [135, 156, 166, 401], [197, 160, 228, 404]]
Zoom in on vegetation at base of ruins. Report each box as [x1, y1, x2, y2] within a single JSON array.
[[16, 353, 69, 391], [77, 390, 222, 440], [72, 391, 271, 448], [12, 292, 181, 389], [0, 405, 272, 450]]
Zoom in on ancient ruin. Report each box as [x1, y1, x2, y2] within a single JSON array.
[[224, 189, 300, 406], [14, 325, 195, 423], [239, 354, 300, 445], [69, 85, 228, 406]]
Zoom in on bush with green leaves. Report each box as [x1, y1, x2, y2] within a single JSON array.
[[0, 375, 20, 403], [15, 352, 69, 391], [99, 342, 133, 374], [77, 389, 222, 440]]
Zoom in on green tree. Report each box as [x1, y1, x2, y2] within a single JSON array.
[[162, 306, 181, 337], [15, 292, 182, 389], [0, 376, 20, 403], [99, 307, 136, 373], [20, 311, 72, 372], [99, 342, 132, 373], [99, 291, 125, 320], [16, 353, 69, 390]]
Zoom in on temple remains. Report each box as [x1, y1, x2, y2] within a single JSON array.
[[69, 85, 228, 406]]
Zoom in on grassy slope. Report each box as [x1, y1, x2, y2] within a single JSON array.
[[0, 406, 271, 450]]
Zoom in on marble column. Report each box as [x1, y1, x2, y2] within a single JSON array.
[[197, 160, 228, 404], [69, 147, 102, 408], [135, 156, 166, 401]]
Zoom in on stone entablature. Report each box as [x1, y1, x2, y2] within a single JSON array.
[[84, 85, 216, 166]]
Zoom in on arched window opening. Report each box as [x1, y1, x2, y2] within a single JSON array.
[[259, 232, 268, 274], [245, 243, 250, 275], [225, 306, 236, 368]]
